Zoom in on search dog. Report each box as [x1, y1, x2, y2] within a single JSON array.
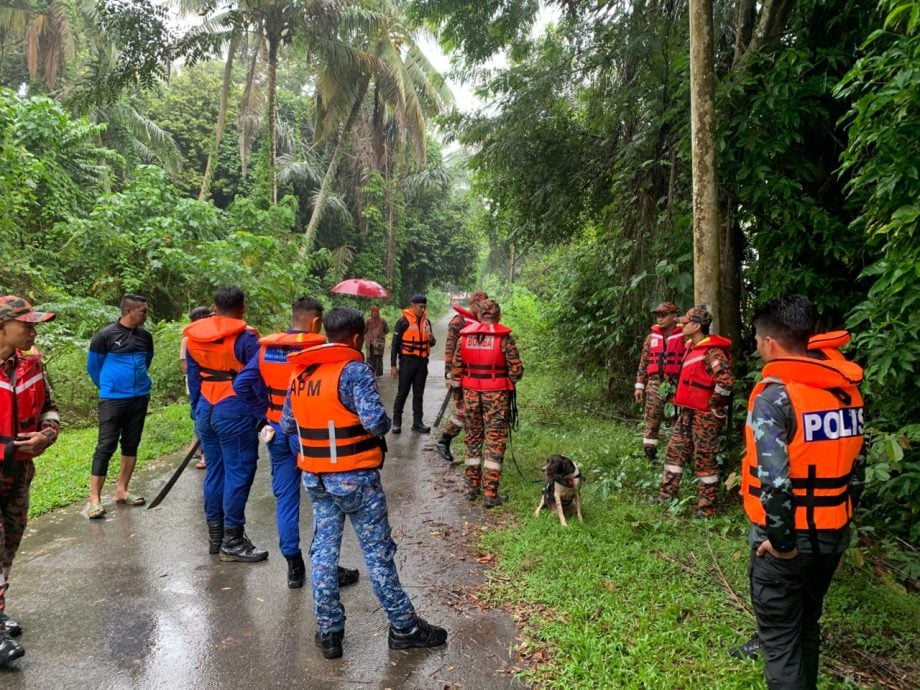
[[534, 454, 583, 527]]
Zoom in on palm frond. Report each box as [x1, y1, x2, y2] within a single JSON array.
[[277, 146, 326, 185]]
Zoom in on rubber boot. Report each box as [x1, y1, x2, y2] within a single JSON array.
[[286, 552, 306, 589], [644, 445, 657, 463], [0, 613, 22, 638], [207, 521, 224, 555], [391, 414, 402, 434], [411, 417, 431, 433], [0, 629, 24, 667], [435, 435, 454, 461], [219, 526, 269, 563]]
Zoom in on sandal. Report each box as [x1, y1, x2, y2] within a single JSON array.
[[114, 492, 146, 506], [88, 501, 106, 519], [195, 457, 206, 470]]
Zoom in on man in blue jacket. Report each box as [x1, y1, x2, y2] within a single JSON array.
[[86, 294, 154, 519]]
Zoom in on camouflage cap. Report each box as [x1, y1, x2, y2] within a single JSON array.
[[651, 301, 678, 315], [679, 305, 713, 327], [478, 299, 501, 320], [0, 295, 55, 323]]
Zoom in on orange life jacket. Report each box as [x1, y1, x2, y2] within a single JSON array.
[[807, 330, 850, 361], [742, 356, 864, 535], [287, 344, 384, 473], [1, 349, 52, 460], [184, 316, 255, 405], [646, 324, 686, 377], [257, 331, 326, 423], [673, 335, 732, 411], [399, 309, 432, 358], [458, 322, 515, 392]]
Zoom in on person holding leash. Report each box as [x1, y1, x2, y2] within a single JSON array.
[[451, 300, 524, 508], [434, 291, 488, 463]]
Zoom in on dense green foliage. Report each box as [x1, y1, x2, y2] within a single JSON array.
[[486, 285, 920, 687], [425, 0, 920, 552]]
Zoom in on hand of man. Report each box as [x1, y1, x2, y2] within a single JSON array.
[[13, 431, 51, 455], [391, 366, 398, 379], [634, 388, 644, 404], [756, 539, 799, 560], [709, 395, 729, 419]]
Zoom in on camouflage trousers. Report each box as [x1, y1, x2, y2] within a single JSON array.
[[441, 386, 466, 438], [463, 389, 510, 498], [0, 459, 35, 618], [303, 469, 416, 634], [642, 375, 675, 450], [659, 407, 723, 515]]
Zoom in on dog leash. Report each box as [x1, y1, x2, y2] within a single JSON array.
[[507, 431, 542, 484]]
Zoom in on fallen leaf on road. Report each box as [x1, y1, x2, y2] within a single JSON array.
[[477, 553, 495, 563]]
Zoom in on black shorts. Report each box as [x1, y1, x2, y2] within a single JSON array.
[[92, 397, 150, 476]]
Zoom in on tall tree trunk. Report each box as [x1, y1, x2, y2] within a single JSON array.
[[301, 77, 370, 255], [199, 34, 238, 201], [267, 35, 279, 205], [384, 155, 397, 286], [720, 206, 742, 348], [689, 0, 722, 328]]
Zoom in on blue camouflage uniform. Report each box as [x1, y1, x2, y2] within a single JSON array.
[[186, 330, 260, 527], [280, 359, 417, 635], [233, 331, 311, 558]]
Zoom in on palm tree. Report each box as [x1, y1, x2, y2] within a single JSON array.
[[0, 0, 77, 92], [173, 1, 247, 200], [302, 0, 453, 253]]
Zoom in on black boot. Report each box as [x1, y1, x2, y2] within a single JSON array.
[[411, 420, 431, 433], [388, 617, 448, 650], [435, 435, 454, 462], [391, 415, 402, 434], [0, 629, 24, 667], [207, 521, 224, 555], [337, 566, 359, 587], [286, 552, 306, 589], [315, 629, 344, 659], [219, 526, 268, 563], [484, 495, 508, 509], [644, 445, 658, 463], [0, 613, 22, 638]]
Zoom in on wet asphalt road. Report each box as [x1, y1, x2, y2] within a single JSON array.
[[2, 314, 524, 689]]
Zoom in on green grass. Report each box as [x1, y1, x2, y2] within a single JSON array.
[[480, 370, 920, 689], [29, 403, 193, 517]]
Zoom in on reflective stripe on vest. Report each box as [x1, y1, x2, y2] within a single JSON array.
[[0, 350, 47, 461], [288, 346, 384, 473], [399, 311, 432, 358], [742, 358, 864, 536], [646, 326, 686, 377], [458, 327, 514, 392], [258, 332, 325, 423], [673, 337, 731, 411]]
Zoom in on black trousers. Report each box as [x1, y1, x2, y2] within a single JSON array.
[[393, 356, 429, 424], [749, 547, 841, 690], [92, 396, 150, 476]]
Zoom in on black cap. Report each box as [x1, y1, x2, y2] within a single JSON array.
[[410, 294, 427, 305]]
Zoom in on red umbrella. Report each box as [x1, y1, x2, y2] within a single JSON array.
[[330, 278, 390, 299]]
